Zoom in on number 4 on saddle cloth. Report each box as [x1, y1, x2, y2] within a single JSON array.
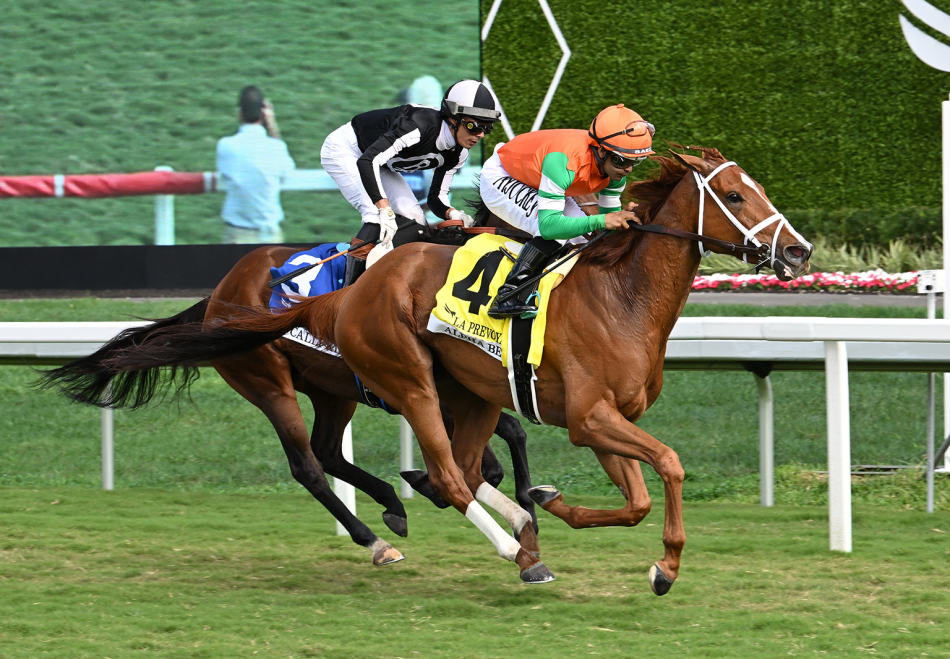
[[268, 242, 397, 414], [427, 234, 579, 425]]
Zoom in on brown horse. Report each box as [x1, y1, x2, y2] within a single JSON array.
[[42, 148, 811, 592], [39, 244, 537, 567]]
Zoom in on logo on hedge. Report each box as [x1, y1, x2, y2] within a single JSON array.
[[900, 0, 950, 71]]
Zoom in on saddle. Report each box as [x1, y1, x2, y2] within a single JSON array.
[[345, 215, 533, 262]]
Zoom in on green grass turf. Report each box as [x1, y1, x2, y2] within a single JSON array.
[[1, 297, 948, 510], [0, 0, 480, 247], [1, 488, 949, 658]]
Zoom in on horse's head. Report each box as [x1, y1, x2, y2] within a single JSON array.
[[669, 150, 812, 281]]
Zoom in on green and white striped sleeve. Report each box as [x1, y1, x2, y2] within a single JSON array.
[[537, 152, 608, 241], [598, 176, 625, 213]]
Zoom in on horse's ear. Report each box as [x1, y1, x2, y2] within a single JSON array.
[[669, 151, 709, 174]]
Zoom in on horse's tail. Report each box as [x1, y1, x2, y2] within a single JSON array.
[[34, 297, 212, 409], [35, 291, 345, 410]]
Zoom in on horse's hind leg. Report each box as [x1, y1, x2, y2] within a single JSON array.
[[530, 452, 651, 528], [214, 354, 403, 566], [305, 390, 409, 538]]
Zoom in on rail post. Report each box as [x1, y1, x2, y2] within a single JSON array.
[[400, 417, 415, 499], [334, 422, 356, 536], [101, 383, 114, 491], [755, 375, 774, 507], [154, 165, 175, 245], [825, 340, 852, 552]]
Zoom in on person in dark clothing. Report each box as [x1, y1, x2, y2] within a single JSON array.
[[320, 79, 500, 285]]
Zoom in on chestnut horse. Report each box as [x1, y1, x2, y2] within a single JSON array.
[[42, 148, 811, 592], [39, 245, 537, 567]]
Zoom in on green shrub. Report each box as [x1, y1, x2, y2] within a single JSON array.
[[481, 0, 947, 249]]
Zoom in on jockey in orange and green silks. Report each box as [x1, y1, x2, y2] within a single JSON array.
[[480, 104, 654, 318]]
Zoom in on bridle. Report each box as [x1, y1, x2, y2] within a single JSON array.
[[690, 161, 801, 272]]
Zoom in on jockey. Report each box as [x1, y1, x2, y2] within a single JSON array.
[[481, 104, 653, 318], [320, 79, 501, 286]]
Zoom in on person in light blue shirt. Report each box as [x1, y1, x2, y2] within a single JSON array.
[[217, 86, 296, 243]]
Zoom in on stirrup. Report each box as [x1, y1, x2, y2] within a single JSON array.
[[488, 287, 539, 319]]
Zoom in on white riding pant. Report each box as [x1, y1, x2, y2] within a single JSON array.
[[479, 147, 584, 240], [320, 122, 426, 226]]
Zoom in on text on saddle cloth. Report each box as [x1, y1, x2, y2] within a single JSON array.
[[268, 242, 348, 356], [427, 233, 578, 368]]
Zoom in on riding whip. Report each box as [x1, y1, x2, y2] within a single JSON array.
[[267, 218, 417, 289]]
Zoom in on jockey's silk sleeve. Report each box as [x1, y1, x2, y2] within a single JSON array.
[[598, 177, 625, 214], [537, 151, 608, 240]]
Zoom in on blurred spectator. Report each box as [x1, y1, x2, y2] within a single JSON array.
[[217, 85, 296, 244]]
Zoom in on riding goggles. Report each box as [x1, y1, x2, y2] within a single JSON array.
[[607, 151, 648, 168], [461, 119, 494, 136]]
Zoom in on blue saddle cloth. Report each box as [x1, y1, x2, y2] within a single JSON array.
[[268, 242, 349, 310]]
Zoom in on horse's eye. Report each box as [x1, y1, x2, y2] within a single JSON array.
[[726, 192, 743, 204]]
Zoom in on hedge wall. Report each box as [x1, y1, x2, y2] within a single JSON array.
[[481, 0, 949, 247]]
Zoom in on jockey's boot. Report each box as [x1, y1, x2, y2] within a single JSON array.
[[343, 254, 366, 287], [487, 237, 559, 319]]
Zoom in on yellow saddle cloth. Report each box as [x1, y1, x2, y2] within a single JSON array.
[[426, 234, 577, 368]]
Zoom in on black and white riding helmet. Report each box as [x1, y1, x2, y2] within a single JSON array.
[[441, 79, 501, 123]]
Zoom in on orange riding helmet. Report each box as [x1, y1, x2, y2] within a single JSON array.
[[588, 104, 655, 158]]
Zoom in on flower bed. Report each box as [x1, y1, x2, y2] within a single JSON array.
[[692, 269, 920, 293]]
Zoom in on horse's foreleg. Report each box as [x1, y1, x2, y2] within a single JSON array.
[[530, 452, 651, 528], [566, 399, 684, 596]]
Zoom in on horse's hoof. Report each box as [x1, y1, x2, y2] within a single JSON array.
[[528, 485, 562, 508], [383, 513, 408, 538], [649, 563, 675, 596], [373, 545, 405, 566], [400, 470, 451, 509], [520, 561, 555, 584]]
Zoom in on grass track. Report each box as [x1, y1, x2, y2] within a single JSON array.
[[1, 488, 949, 658]]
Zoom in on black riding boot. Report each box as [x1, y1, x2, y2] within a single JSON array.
[[488, 237, 560, 319], [342, 254, 366, 287]]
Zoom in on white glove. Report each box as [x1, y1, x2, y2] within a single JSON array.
[[377, 206, 398, 246], [448, 208, 476, 228]]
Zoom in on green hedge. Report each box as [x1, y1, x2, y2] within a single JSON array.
[[482, 0, 948, 247]]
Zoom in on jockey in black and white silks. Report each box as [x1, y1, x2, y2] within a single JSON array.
[[320, 79, 501, 286]]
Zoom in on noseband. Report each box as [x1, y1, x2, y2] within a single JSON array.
[[692, 161, 793, 270]]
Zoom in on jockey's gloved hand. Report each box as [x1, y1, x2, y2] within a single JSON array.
[[448, 208, 476, 228], [377, 206, 399, 246]]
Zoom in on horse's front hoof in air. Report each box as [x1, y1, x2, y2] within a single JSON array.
[[370, 539, 405, 566], [649, 563, 675, 596], [382, 513, 409, 538], [527, 484, 562, 509], [520, 561, 556, 584]]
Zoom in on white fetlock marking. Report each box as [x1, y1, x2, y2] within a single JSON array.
[[475, 482, 532, 533], [465, 500, 521, 561], [369, 538, 390, 555]]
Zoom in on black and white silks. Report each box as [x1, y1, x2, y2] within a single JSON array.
[[352, 105, 467, 220]]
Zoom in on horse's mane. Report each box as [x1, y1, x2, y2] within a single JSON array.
[[582, 146, 726, 266]]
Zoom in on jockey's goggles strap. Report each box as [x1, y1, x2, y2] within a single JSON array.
[[692, 162, 788, 267]]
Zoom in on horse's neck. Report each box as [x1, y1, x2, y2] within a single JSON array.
[[579, 194, 702, 342]]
